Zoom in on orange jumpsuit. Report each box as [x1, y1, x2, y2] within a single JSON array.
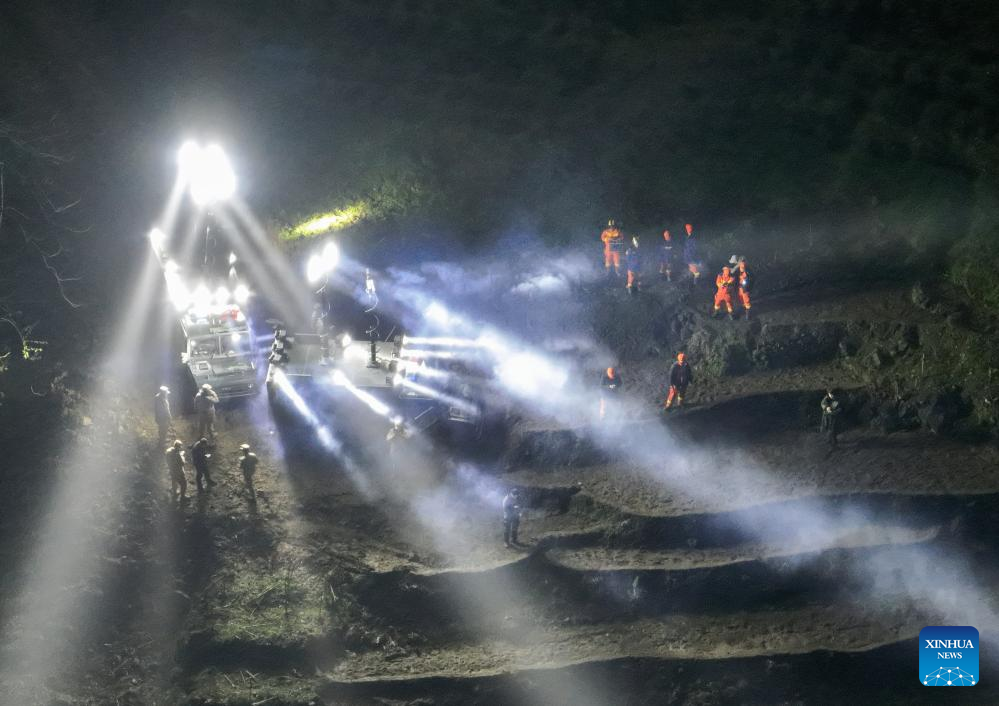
[[714, 272, 734, 314], [601, 227, 624, 272], [736, 265, 751, 311]]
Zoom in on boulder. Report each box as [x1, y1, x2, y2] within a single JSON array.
[[753, 322, 846, 369], [919, 389, 969, 434], [910, 282, 932, 310]]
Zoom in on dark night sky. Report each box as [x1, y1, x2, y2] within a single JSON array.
[[2, 0, 999, 297]]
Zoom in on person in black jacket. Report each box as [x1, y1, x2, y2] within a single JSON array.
[[600, 367, 622, 420], [502, 489, 522, 547], [191, 437, 215, 491], [820, 389, 841, 447], [664, 352, 693, 411], [659, 230, 675, 281]]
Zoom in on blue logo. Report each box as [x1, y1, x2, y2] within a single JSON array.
[[920, 626, 979, 686]]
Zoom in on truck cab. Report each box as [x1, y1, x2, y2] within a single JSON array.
[[180, 305, 258, 399]]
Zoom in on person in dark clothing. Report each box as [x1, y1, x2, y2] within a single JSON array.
[[659, 230, 675, 281], [820, 390, 841, 447], [165, 440, 187, 500], [600, 367, 622, 420], [682, 223, 700, 283], [154, 386, 172, 446], [502, 488, 522, 547], [194, 384, 220, 441], [239, 443, 259, 499], [191, 437, 215, 491], [664, 352, 694, 410], [625, 237, 641, 295]]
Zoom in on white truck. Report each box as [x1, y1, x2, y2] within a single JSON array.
[[180, 305, 258, 399]]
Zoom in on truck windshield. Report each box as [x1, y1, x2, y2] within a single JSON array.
[[220, 332, 252, 357], [189, 337, 220, 358]]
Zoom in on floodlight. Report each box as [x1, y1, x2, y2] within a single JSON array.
[[306, 254, 325, 284], [321, 241, 339, 271], [179, 141, 236, 206]]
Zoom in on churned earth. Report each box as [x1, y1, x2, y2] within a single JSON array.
[[2, 244, 999, 705]]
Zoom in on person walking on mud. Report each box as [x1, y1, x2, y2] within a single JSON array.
[[385, 417, 411, 471], [191, 436, 215, 491], [239, 443, 259, 500], [664, 352, 693, 411], [194, 383, 220, 442], [154, 386, 173, 447], [820, 389, 841, 447], [165, 439, 188, 501], [502, 488, 522, 548]]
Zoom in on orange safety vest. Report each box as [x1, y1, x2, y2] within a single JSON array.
[[716, 273, 734, 291], [601, 227, 624, 251]]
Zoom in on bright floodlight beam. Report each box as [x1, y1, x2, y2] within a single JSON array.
[[178, 141, 236, 206], [331, 369, 393, 418], [307, 241, 340, 284], [424, 302, 450, 325], [148, 227, 167, 258]]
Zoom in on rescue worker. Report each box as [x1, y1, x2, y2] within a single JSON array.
[[734, 258, 752, 319], [600, 219, 625, 277], [664, 352, 693, 411], [191, 436, 215, 491], [312, 303, 332, 364], [599, 366, 622, 420], [386, 417, 411, 469], [683, 223, 700, 283], [502, 488, 522, 547], [194, 383, 220, 442], [154, 386, 172, 446], [624, 236, 641, 295], [659, 230, 674, 281], [820, 389, 841, 447], [239, 443, 259, 499], [266, 331, 291, 386], [713, 266, 735, 320], [165, 439, 187, 501]]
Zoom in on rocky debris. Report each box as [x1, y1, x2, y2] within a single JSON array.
[[919, 388, 969, 435], [506, 427, 606, 469], [910, 282, 932, 310]]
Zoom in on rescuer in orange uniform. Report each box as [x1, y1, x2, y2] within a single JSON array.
[[601, 219, 625, 277], [713, 266, 735, 319], [599, 366, 622, 419], [664, 352, 693, 410], [734, 258, 752, 319]]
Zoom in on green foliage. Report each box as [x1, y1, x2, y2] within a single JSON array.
[[211, 561, 326, 644], [947, 229, 999, 316]]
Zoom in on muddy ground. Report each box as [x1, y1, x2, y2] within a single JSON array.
[[2, 248, 999, 705]]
